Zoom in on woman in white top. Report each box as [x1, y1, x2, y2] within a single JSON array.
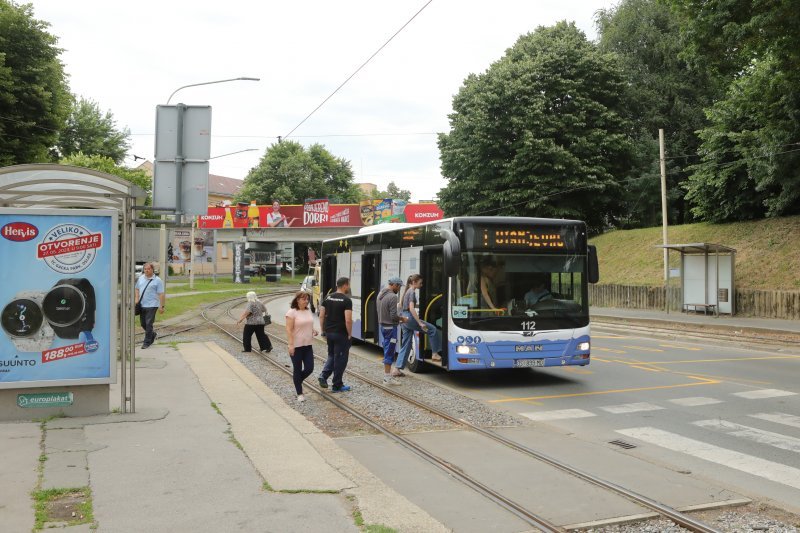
[[285, 291, 318, 402]]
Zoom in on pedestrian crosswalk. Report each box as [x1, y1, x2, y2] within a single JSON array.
[[519, 388, 800, 492]]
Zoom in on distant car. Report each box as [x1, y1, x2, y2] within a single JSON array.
[[300, 275, 317, 313]]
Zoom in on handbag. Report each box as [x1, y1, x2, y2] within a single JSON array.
[[263, 313, 271, 325], [135, 279, 153, 316]]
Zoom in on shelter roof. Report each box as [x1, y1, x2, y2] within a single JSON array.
[[655, 243, 736, 254], [0, 164, 146, 211]]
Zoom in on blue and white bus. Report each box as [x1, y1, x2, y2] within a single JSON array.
[[319, 216, 599, 372]]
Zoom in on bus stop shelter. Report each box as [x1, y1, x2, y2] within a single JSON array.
[[0, 164, 147, 416], [657, 243, 736, 316]]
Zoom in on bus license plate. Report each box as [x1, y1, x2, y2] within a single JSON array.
[[514, 358, 545, 368]]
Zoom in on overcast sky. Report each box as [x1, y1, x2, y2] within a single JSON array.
[[31, 0, 616, 202]]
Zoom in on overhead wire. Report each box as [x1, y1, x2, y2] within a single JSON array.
[[282, 0, 435, 141]]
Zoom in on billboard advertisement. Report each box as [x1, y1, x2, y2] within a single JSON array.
[[0, 209, 117, 389], [198, 200, 443, 229]]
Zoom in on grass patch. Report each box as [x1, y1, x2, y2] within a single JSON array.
[[225, 428, 243, 450], [263, 481, 273, 492], [352, 508, 365, 528], [210, 402, 222, 415], [365, 525, 397, 533], [33, 487, 93, 529], [261, 481, 338, 494], [590, 215, 800, 290]]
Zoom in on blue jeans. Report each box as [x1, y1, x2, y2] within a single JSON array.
[[319, 332, 350, 388], [290, 345, 314, 395], [396, 313, 441, 369], [380, 326, 398, 365]]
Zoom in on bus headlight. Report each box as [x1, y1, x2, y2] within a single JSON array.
[[456, 345, 478, 355], [577, 341, 590, 351]]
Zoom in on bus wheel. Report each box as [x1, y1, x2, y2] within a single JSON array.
[[407, 349, 428, 373]]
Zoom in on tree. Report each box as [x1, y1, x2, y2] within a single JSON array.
[[0, 1, 70, 166], [596, 0, 722, 227], [361, 180, 412, 201], [437, 22, 634, 233], [672, 0, 800, 221], [236, 141, 360, 204], [55, 96, 131, 163], [59, 153, 151, 193]]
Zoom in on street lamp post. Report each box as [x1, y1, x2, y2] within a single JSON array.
[[166, 76, 260, 105], [159, 77, 260, 289]]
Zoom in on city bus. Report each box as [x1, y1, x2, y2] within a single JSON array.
[[319, 217, 599, 372]]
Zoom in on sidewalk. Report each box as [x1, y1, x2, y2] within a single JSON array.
[[591, 306, 800, 337], [0, 342, 446, 532]]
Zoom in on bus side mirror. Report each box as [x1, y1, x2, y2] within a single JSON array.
[[441, 229, 461, 277], [588, 245, 599, 284]]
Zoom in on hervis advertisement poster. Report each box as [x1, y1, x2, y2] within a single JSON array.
[[0, 209, 117, 389]]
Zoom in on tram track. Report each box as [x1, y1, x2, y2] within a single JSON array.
[[199, 294, 724, 533]]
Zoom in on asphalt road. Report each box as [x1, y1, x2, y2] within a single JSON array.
[[417, 324, 800, 514]]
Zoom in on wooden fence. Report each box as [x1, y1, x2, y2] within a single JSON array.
[[589, 284, 800, 320]]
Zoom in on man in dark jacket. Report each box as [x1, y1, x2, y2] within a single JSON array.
[[376, 276, 406, 385]]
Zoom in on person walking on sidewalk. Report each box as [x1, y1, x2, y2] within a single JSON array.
[[317, 277, 353, 392], [377, 276, 407, 385], [396, 274, 442, 371], [285, 291, 318, 402], [237, 291, 273, 353], [134, 262, 165, 349]]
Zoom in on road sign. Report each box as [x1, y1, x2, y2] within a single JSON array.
[[17, 392, 74, 408], [153, 105, 212, 216]]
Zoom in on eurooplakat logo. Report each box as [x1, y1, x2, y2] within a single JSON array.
[[1, 222, 39, 242], [38, 223, 101, 274]]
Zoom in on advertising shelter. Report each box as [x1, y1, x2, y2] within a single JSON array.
[[658, 243, 737, 316], [0, 164, 146, 420]]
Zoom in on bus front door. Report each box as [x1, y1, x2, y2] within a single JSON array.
[[361, 253, 380, 343]]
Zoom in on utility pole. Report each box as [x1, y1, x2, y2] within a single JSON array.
[[659, 128, 669, 313]]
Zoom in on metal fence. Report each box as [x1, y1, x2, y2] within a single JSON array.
[[589, 284, 800, 320]]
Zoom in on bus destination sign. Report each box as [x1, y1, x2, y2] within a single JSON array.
[[480, 228, 567, 250]]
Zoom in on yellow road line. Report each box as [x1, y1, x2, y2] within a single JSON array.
[[489, 376, 720, 403], [622, 345, 664, 353], [644, 354, 800, 365], [593, 335, 630, 339], [659, 344, 702, 351], [595, 347, 627, 354]]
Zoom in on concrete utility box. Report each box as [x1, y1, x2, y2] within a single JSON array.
[[659, 243, 736, 316]]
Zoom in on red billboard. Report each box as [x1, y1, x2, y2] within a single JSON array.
[[198, 201, 443, 229]]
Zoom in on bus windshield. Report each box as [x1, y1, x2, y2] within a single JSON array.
[[451, 252, 588, 331]]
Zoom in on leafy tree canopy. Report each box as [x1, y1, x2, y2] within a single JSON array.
[[237, 141, 361, 205], [437, 22, 634, 233], [672, 0, 800, 221], [0, 0, 70, 166], [55, 96, 131, 164], [596, 0, 722, 227], [361, 180, 412, 201], [59, 152, 151, 193]]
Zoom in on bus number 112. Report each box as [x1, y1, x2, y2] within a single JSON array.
[[521, 321, 536, 331]]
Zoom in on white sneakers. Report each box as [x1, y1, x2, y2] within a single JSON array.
[[297, 394, 305, 402], [383, 375, 401, 386]]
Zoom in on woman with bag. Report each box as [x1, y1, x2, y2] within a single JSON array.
[[285, 291, 318, 402], [237, 291, 273, 353]]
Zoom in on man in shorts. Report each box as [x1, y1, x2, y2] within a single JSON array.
[[376, 276, 407, 385]]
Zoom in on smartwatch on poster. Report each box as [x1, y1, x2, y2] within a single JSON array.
[[43, 278, 97, 349], [1, 290, 56, 352]]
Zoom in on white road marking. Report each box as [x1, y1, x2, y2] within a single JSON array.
[[732, 389, 797, 400], [750, 412, 800, 429], [617, 427, 800, 490], [693, 419, 800, 453], [600, 402, 664, 414], [669, 397, 723, 407], [520, 409, 595, 421]]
